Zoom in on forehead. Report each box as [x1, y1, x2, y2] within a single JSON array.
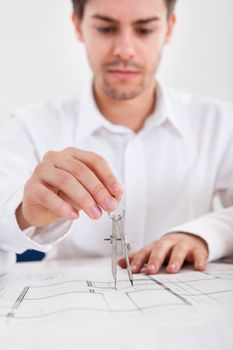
[[84, 0, 167, 22]]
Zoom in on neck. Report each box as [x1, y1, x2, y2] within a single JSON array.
[[93, 80, 156, 133]]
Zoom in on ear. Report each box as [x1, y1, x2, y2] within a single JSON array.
[[72, 11, 84, 42], [164, 14, 176, 44]]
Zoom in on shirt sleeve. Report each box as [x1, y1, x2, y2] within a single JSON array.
[[164, 206, 233, 261], [215, 123, 233, 208], [0, 111, 73, 260], [164, 118, 233, 262]]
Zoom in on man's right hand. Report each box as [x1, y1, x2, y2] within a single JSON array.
[[16, 147, 124, 229]]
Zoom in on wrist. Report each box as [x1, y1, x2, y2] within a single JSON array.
[[16, 203, 31, 230]]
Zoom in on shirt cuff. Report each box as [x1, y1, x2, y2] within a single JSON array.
[[0, 184, 74, 254], [163, 207, 233, 262], [0, 250, 16, 276]]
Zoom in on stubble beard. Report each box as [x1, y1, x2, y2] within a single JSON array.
[[99, 63, 159, 101], [98, 59, 148, 101], [102, 79, 146, 101], [92, 57, 160, 101]]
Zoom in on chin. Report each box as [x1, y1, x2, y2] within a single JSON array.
[[103, 81, 144, 100], [105, 87, 144, 100]]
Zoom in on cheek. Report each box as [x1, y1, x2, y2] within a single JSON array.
[[85, 35, 112, 67], [144, 36, 165, 62], [140, 45, 162, 71]]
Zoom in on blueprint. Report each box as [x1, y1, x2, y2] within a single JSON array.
[[0, 259, 233, 350], [0, 259, 233, 321]]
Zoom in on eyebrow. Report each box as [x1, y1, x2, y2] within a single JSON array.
[[91, 14, 160, 25]]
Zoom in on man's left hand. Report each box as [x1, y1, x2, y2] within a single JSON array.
[[118, 233, 208, 274]]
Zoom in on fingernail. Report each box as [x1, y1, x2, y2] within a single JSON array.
[[195, 261, 206, 269], [70, 209, 79, 220], [90, 206, 102, 219], [104, 196, 118, 211], [146, 264, 156, 274], [168, 263, 177, 271], [112, 182, 124, 194], [131, 264, 138, 273]]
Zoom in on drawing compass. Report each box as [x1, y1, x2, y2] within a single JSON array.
[[105, 205, 133, 289]]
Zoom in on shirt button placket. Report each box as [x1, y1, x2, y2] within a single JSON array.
[[123, 135, 147, 251]]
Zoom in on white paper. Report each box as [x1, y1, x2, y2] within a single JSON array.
[[0, 259, 233, 350]]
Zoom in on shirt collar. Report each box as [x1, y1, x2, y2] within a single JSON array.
[[144, 83, 185, 138], [75, 80, 185, 143], [75, 81, 132, 143]]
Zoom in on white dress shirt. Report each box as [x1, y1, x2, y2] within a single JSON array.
[[0, 82, 233, 274]]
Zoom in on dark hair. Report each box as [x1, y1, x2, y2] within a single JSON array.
[[71, 0, 177, 20]]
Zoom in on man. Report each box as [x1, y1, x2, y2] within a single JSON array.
[[0, 0, 233, 276]]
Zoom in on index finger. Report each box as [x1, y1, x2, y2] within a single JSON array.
[[72, 149, 124, 197]]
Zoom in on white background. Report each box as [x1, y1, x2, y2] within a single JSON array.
[[0, 0, 232, 128]]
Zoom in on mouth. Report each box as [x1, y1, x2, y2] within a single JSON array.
[[107, 69, 141, 80]]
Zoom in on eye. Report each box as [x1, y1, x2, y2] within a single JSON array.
[[97, 27, 117, 34], [136, 28, 154, 36]]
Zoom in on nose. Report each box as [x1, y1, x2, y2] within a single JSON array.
[[113, 30, 135, 62]]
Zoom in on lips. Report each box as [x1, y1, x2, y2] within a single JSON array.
[[107, 69, 141, 79]]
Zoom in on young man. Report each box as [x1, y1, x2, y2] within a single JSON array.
[[0, 0, 233, 276]]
